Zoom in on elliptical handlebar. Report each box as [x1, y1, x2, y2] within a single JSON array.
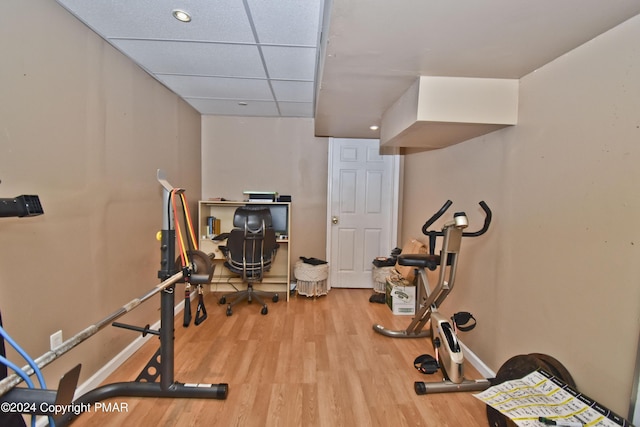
[[421, 200, 453, 235], [462, 200, 492, 237], [421, 200, 492, 238]]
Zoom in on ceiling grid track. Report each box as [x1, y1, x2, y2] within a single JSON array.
[[242, 0, 281, 116]]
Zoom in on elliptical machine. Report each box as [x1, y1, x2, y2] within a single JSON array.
[[373, 200, 492, 394]]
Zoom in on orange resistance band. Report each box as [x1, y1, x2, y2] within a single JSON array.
[[171, 190, 188, 267], [171, 189, 199, 269], [180, 193, 198, 251]]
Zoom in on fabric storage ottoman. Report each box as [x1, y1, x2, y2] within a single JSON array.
[[295, 260, 329, 297], [372, 266, 395, 294]]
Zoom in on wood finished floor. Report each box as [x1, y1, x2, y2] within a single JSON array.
[[70, 289, 490, 426]]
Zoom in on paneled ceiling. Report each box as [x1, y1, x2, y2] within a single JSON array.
[[55, 0, 640, 140], [56, 0, 322, 118]]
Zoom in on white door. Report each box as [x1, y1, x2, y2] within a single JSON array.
[[327, 138, 399, 288]]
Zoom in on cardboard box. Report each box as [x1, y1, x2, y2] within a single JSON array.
[[385, 277, 416, 315]]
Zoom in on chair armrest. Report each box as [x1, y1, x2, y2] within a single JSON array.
[[218, 245, 229, 258]]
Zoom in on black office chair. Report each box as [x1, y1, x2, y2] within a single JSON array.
[[218, 206, 280, 316]]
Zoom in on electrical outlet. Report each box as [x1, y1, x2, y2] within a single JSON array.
[[50, 330, 63, 350]]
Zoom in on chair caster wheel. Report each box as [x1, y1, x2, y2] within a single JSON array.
[[261, 306, 268, 315], [272, 294, 279, 303], [219, 297, 226, 304], [226, 305, 232, 316]]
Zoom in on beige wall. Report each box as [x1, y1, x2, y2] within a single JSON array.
[[201, 116, 329, 266], [402, 15, 640, 415], [4, 0, 639, 420], [0, 0, 202, 388]]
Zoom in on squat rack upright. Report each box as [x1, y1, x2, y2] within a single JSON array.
[[0, 170, 228, 426]]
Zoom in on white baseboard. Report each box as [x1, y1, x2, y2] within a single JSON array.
[[34, 297, 189, 426], [73, 296, 188, 398], [460, 341, 496, 379], [72, 329, 155, 399]]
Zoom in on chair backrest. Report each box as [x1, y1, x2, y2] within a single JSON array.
[[233, 205, 273, 230], [225, 206, 278, 281]]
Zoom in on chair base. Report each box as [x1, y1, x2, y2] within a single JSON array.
[[219, 285, 279, 316]]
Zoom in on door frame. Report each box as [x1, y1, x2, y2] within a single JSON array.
[[325, 137, 401, 289]]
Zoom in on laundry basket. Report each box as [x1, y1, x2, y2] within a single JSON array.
[[294, 260, 329, 297]]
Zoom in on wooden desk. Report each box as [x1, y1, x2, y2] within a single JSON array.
[[198, 200, 291, 301]]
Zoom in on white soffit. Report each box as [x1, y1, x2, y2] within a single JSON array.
[[381, 76, 518, 149]]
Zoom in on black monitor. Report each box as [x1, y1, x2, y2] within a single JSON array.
[[252, 204, 288, 236]]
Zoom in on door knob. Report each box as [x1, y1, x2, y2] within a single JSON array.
[[332, 216, 339, 225]]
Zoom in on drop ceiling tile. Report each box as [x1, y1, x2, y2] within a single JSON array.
[[247, 0, 322, 46], [157, 75, 273, 100], [56, 0, 255, 43], [111, 40, 266, 78], [187, 98, 279, 116], [278, 102, 314, 117], [262, 46, 317, 80], [271, 80, 315, 103]]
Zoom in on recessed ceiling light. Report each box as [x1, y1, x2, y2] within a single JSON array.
[[369, 125, 379, 130], [172, 9, 191, 23]]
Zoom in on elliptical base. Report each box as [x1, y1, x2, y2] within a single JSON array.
[[414, 378, 491, 395], [372, 323, 431, 338]]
